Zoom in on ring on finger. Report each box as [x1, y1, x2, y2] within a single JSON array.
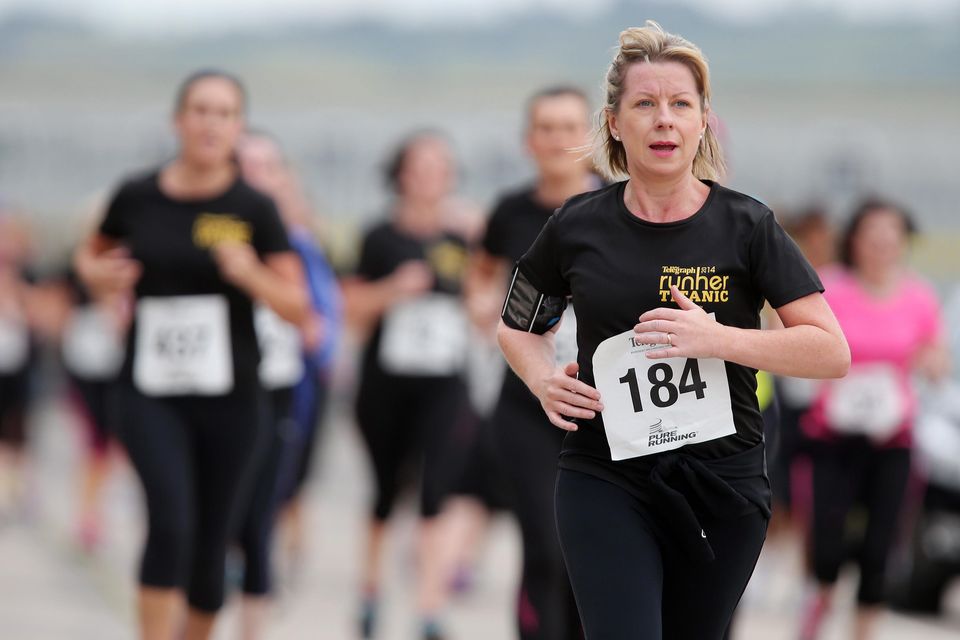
[[666, 333, 673, 345]]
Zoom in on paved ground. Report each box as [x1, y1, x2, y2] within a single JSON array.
[[2, 396, 960, 640]]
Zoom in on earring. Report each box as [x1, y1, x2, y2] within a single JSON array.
[[613, 134, 621, 141]]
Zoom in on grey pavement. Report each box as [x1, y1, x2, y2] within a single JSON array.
[[2, 397, 959, 640]]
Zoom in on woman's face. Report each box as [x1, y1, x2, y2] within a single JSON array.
[[606, 60, 706, 182], [175, 77, 245, 169], [851, 208, 909, 272], [396, 137, 454, 205], [525, 94, 592, 181], [237, 135, 286, 198]]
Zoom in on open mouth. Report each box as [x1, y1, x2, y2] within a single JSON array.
[[649, 143, 678, 151]]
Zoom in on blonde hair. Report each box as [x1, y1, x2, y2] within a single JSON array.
[[595, 21, 725, 181]]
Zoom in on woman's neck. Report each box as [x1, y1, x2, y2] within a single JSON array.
[[535, 171, 595, 209], [160, 158, 236, 200], [394, 198, 445, 238], [855, 263, 901, 296], [623, 173, 709, 223]]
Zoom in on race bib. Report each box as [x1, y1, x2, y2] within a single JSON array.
[[778, 375, 822, 408], [592, 326, 735, 461], [0, 314, 29, 373], [824, 364, 906, 441], [553, 305, 578, 367], [255, 305, 304, 390], [379, 294, 468, 376], [133, 295, 233, 396], [62, 306, 125, 380]]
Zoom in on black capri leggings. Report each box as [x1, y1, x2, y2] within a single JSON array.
[[494, 393, 580, 640], [355, 373, 467, 520], [809, 438, 911, 605], [116, 382, 266, 612], [237, 387, 295, 596], [555, 469, 767, 640]]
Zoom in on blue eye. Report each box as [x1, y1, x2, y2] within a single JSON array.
[[674, 100, 691, 108], [637, 99, 654, 107]]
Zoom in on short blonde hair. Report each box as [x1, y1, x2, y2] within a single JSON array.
[[595, 21, 726, 181]]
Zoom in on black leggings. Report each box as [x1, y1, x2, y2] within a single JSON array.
[[355, 373, 467, 520], [556, 469, 767, 640], [494, 392, 580, 640], [237, 387, 294, 596], [116, 383, 266, 612], [809, 439, 911, 605]]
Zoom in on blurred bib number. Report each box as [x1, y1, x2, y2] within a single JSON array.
[[0, 315, 29, 373], [62, 306, 125, 380], [379, 294, 467, 376], [255, 305, 304, 390], [134, 295, 233, 396], [824, 364, 906, 442], [593, 327, 735, 461]]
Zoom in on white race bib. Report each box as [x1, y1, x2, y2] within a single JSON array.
[[824, 364, 906, 441], [0, 314, 29, 373], [255, 305, 304, 390], [553, 305, 578, 367], [592, 326, 736, 461], [778, 375, 822, 408], [62, 306, 125, 380], [133, 295, 233, 396], [379, 294, 468, 376]]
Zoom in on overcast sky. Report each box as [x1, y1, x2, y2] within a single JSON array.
[[1, 0, 958, 33]]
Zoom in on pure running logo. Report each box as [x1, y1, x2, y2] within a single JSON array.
[[647, 419, 698, 447]]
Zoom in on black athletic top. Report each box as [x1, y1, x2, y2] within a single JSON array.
[[516, 180, 823, 497], [355, 221, 469, 380], [99, 170, 291, 389], [483, 186, 563, 414]]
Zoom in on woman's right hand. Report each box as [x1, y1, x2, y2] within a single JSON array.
[[534, 361, 604, 432], [388, 260, 433, 301], [77, 243, 142, 299]]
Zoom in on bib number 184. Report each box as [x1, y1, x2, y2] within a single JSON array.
[[618, 359, 707, 412]]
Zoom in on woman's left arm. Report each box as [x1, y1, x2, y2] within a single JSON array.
[[213, 242, 309, 325], [635, 285, 850, 379]]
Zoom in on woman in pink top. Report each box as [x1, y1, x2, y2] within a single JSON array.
[[800, 198, 948, 640]]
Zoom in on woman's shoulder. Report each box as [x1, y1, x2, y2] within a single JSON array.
[[898, 270, 942, 308], [112, 168, 160, 200], [554, 181, 622, 222], [709, 182, 773, 225]]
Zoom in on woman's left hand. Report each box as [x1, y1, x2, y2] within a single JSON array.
[[633, 285, 726, 359], [212, 241, 261, 290]]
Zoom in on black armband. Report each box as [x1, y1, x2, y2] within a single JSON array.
[[501, 265, 567, 334]]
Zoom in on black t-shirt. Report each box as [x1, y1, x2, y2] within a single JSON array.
[[516, 180, 823, 494], [482, 186, 561, 414], [482, 186, 557, 265], [355, 220, 469, 380], [99, 170, 291, 390]]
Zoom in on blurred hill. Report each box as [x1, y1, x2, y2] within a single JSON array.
[[0, 1, 958, 275], [1, 1, 958, 105]]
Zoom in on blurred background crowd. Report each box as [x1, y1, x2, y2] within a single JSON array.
[[0, 1, 959, 639]]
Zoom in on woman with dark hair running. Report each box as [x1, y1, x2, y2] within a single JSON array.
[[343, 131, 471, 640], [799, 198, 948, 640], [74, 70, 308, 640]]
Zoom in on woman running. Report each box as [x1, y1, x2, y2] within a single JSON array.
[[74, 70, 307, 640], [343, 131, 471, 640], [497, 22, 849, 639], [799, 198, 948, 640], [233, 130, 341, 639], [468, 85, 598, 639]]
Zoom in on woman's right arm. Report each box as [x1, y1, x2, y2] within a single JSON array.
[[73, 234, 141, 300], [497, 320, 603, 431], [341, 260, 433, 335]]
